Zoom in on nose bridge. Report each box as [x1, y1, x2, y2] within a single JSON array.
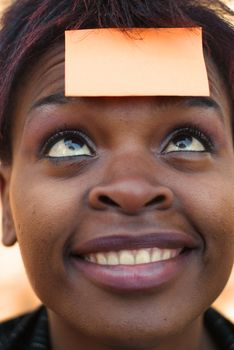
[[88, 149, 174, 214], [107, 148, 155, 182]]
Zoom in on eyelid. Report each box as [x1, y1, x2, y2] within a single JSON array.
[[161, 124, 214, 154], [40, 129, 95, 158]]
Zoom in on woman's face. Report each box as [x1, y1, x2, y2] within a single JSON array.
[[3, 44, 234, 349]]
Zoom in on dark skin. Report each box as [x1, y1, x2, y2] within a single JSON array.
[[1, 43, 234, 350]]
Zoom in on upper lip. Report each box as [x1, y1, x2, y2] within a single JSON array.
[[70, 231, 200, 256]]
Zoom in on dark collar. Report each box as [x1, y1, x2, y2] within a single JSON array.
[[204, 308, 234, 350], [0, 306, 233, 350], [0, 306, 50, 350]]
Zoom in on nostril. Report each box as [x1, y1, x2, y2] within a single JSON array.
[[99, 195, 120, 207], [145, 195, 165, 207]]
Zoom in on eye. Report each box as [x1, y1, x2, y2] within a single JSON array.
[[44, 131, 94, 158], [163, 127, 213, 154]]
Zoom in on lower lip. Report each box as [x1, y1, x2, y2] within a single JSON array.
[[70, 251, 193, 292]]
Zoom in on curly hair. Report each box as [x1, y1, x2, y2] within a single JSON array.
[[0, 0, 233, 162]]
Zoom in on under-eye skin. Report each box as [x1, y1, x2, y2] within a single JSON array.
[[42, 130, 95, 159], [162, 125, 214, 154]]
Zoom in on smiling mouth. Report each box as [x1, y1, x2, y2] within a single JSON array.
[[82, 247, 183, 266], [69, 232, 198, 291], [70, 231, 196, 267]]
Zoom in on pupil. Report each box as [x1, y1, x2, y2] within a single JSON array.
[[174, 135, 192, 149], [64, 138, 81, 151]]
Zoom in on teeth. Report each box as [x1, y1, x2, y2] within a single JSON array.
[[151, 247, 162, 262], [89, 254, 97, 263], [119, 250, 135, 265], [106, 252, 119, 265], [162, 249, 171, 261], [96, 253, 107, 265], [135, 249, 151, 264], [84, 247, 182, 266]]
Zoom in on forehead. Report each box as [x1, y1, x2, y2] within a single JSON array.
[[16, 42, 232, 127]]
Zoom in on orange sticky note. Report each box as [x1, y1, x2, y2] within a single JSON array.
[[65, 28, 209, 97]]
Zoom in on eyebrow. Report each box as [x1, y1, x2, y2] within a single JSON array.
[[183, 96, 220, 109], [28, 92, 224, 124], [30, 92, 75, 111], [185, 97, 224, 124]]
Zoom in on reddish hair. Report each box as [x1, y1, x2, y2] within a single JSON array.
[[0, 0, 233, 162]]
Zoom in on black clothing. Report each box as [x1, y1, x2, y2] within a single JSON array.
[[0, 307, 49, 350], [204, 309, 234, 350], [0, 306, 233, 349]]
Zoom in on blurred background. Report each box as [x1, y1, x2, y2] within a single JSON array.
[[0, 0, 233, 323]]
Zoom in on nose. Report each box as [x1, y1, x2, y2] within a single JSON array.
[[88, 178, 174, 214]]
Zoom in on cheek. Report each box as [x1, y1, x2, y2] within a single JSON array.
[[178, 174, 234, 279], [9, 173, 85, 294]]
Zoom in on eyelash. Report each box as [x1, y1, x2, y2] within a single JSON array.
[[40, 124, 214, 159], [162, 124, 214, 153], [41, 129, 95, 158]]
